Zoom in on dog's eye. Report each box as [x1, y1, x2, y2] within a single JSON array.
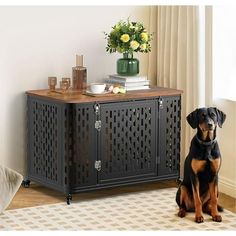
[[202, 113, 206, 117], [211, 113, 216, 117]]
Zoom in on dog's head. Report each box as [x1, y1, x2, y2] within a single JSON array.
[[187, 107, 226, 131]]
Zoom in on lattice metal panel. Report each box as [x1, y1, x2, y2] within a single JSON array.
[[28, 98, 62, 187], [158, 96, 181, 176], [63, 104, 73, 192], [70, 104, 97, 188], [99, 100, 156, 182]]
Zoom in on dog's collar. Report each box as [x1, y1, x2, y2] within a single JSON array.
[[195, 135, 217, 146]]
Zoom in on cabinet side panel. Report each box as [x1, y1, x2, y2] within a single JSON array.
[[27, 97, 63, 190], [158, 96, 181, 177]]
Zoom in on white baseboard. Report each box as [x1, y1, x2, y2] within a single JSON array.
[[219, 176, 236, 198]]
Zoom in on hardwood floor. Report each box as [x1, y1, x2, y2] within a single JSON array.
[[8, 180, 236, 213]]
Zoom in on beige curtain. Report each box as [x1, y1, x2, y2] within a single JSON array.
[[148, 6, 200, 176]]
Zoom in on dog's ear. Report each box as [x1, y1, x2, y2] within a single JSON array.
[[186, 109, 199, 129], [214, 108, 226, 128]]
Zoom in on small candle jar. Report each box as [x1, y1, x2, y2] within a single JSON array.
[[48, 77, 57, 91], [60, 80, 70, 93], [62, 77, 71, 89]]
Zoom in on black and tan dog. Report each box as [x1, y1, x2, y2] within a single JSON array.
[[176, 107, 226, 223]]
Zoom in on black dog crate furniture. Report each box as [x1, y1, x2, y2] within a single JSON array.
[[25, 87, 182, 204]]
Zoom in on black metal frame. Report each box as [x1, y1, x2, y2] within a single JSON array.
[[26, 95, 181, 204]]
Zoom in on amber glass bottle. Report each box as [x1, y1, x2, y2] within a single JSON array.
[[72, 55, 87, 90]]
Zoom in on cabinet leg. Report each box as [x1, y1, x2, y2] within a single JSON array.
[[66, 194, 72, 205], [21, 179, 31, 188]]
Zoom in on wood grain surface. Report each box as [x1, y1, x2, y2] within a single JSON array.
[[26, 86, 183, 104]]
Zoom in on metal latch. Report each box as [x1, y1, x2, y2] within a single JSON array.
[[95, 160, 101, 171], [95, 120, 101, 131], [159, 98, 164, 109], [94, 103, 100, 115]]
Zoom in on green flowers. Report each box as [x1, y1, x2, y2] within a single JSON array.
[[104, 19, 152, 54]]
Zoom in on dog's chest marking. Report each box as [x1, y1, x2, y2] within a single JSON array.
[[191, 159, 207, 174], [209, 158, 221, 173], [191, 157, 221, 174]]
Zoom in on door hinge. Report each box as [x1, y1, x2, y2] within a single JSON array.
[[156, 156, 160, 164], [159, 98, 163, 109], [95, 160, 101, 171], [95, 120, 101, 131]]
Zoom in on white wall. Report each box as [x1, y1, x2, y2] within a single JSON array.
[[0, 6, 150, 175], [214, 99, 236, 198]]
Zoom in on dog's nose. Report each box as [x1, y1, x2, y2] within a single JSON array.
[[208, 123, 213, 129]]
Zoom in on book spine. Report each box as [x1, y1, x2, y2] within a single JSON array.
[[109, 77, 147, 82], [122, 85, 150, 91], [106, 79, 149, 87], [109, 75, 148, 82]]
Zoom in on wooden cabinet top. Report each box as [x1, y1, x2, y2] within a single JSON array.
[[26, 86, 183, 104]]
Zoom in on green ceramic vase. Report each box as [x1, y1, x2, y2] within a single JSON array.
[[117, 52, 139, 76]]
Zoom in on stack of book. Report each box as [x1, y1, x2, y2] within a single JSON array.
[[106, 74, 150, 91]]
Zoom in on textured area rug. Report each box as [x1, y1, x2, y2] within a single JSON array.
[[1, 188, 236, 230]]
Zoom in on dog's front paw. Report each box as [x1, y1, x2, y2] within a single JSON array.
[[212, 214, 222, 222], [195, 215, 204, 223], [178, 208, 186, 218]]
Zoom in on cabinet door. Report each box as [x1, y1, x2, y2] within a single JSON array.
[[99, 100, 156, 184], [158, 96, 181, 177], [69, 104, 97, 189]]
